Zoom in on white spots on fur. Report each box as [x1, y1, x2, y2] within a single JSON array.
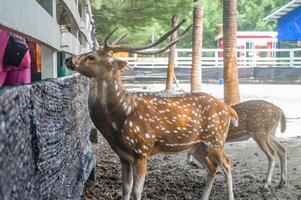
[[116, 92, 236, 155], [125, 105, 132, 116]]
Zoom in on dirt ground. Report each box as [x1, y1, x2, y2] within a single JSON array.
[[83, 136, 301, 200]]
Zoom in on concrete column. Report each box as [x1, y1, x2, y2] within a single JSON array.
[[41, 45, 57, 79], [38, 0, 58, 79], [81, 0, 87, 23]]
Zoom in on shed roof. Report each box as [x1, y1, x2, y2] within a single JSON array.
[[264, 0, 301, 21]]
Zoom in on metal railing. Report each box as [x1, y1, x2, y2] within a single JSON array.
[[125, 48, 301, 69]]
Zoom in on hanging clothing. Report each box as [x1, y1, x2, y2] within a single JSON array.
[[27, 40, 41, 73], [0, 29, 31, 87]]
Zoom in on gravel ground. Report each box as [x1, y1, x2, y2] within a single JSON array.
[[83, 136, 301, 200]]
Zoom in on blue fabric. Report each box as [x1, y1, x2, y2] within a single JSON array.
[[278, 6, 301, 41]]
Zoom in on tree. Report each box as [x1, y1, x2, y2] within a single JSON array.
[[191, 5, 203, 93], [223, 0, 240, 105], [166, 14, 179, 92], [91, 0, 290, 48]]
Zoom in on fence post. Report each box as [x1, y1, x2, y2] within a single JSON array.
[[175, 49, 178, 68], [290, 50, 294, 67], [215, 49, 218, 67], [134, 53, 137, 69], [244, 48, 247, 67]]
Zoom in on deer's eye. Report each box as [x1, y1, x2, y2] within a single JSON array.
[[85, 55, 95, 61]]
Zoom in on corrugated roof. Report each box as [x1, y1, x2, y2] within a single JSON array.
[[264, 0, 301, 21]]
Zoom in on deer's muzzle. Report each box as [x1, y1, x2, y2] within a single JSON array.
[[65, 57, 75, 70]]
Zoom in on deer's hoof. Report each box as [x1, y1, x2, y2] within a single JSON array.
[[261, 184, 271, 192], [187, 161, 199, 169], [276, 180, 287, 189]]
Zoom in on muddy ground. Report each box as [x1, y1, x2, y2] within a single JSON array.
[[83, 136, 301, 200]]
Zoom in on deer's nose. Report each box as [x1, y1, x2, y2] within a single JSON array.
[[65, 57, 75, 70]]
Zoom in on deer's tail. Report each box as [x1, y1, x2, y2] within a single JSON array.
[[228, 106, 239, 127], [280, 109, 286, 133]]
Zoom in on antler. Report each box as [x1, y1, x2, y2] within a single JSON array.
[[102, 19, 191, 55], [103, 27, 119, 49], [133, 24, 192, 55], [112, 33, 129, 45]]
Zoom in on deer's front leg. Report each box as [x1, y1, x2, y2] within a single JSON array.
[[133, 157, 148, 200], [121, 158, 133, 200]]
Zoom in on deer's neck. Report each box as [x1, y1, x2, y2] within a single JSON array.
[[89, 72, 137, 130]]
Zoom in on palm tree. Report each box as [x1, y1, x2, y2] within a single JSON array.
[[191, 5, 203, 93], [223, 0, 240, 105], [166, 14, 179, 92]]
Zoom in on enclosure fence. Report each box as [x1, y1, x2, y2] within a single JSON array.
[[125, 48, 301, 69]]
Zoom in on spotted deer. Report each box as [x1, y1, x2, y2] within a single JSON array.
[[187, 100, 287, 190], [65, 20, 238, 200]]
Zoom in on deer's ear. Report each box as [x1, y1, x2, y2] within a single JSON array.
[[112, 59, 128, 70]]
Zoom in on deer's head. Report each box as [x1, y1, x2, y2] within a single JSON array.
[[65, 49, 127, 78], [65, 20, 191, 79]]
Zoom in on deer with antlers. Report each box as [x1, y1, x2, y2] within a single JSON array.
[[187, 100, 287, 190], [66, 20, 238, 200]]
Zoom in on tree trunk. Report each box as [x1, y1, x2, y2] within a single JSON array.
[[166, 14, 179, 92], [223, 0, 240, 105], [191, 5, 203, 93]]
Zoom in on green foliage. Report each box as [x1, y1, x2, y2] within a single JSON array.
[[237, 0, 290, 31], [91, 0, 290, 48]]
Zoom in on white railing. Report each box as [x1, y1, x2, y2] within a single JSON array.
[[125, 48, 301, 69]]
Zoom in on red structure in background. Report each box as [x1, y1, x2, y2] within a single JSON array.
[[215, 31, 278, 59]]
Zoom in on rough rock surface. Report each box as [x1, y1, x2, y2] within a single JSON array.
[[0, 75, 95, 200]]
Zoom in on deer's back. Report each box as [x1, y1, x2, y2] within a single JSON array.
[[229, 100, 283, 136]]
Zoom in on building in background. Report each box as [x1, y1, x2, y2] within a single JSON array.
[[0, 0, 98, 80], [215, 30, 278, 59], [265, 0, 301, 49]]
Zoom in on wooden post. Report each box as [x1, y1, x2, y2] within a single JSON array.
[[166, 14, 179, 92], [191, 5, 203, 93]]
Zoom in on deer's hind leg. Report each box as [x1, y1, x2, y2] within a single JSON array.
[[193, 148, 218, 200], [252, 134, 277, 190], [270, 137, 287, 188], [210, 149, 234, 200]]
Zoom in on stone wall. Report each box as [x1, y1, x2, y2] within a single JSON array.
[[0, 75, 95, 200]]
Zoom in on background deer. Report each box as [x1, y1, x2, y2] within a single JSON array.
[[66, 21, 238, 200], [188, 100, 287, 190]]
